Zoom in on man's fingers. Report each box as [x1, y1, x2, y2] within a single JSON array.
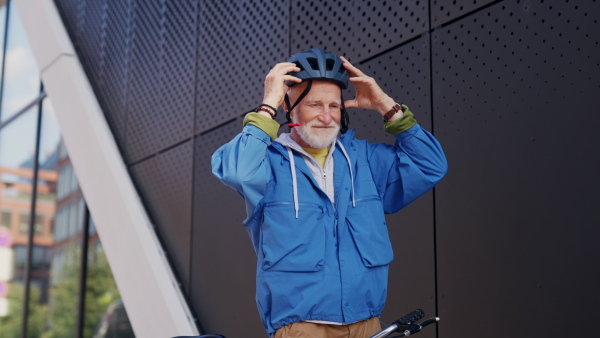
[[274, 62, 297, 69], [349, 76, 377, 88], [267, 63, 300, 77], [349, 77, 370, 83], [266, 66, 301, 85], [283, 75, 302, 83], [340, 56, 365, 77], [275, 62, 300, 73], [344, 99, 359, 108]]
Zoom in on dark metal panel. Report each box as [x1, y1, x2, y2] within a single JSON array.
[[54, 0, 132, 155], [77, 0, 104, 82], [353, 0, 429, 61], [351, 35, 432, 143], [430, 0, 496, 27], [130, 140, 195, 295], [125, 0, 197, 163], [124, 0, 163, 162], [77, 0, 132, 149], [53, 0, 83, 46], [433, 1, 600, 337], [345, 35, 436, 336], [290, 0, 357, 60], [195, 0, 289, 134], [291, 0, 428, 62], [191, 118, 265, 337], [383, 193, 435, 338], [97, 0, 132, 148]]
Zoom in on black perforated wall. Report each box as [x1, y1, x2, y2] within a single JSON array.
[[432, 1, 600, 336], [196, 0, 289, 133], [291, 0, 429, 61], [191, 119, 264, 337], [430, 0, 497, 26], [54, 0, 132, 148], [52, 0, 600, 336], [350, 35, 432, 144], [130, 140, 195, 295], [126, 0, 197, 163], [349, 36, 436, 337]]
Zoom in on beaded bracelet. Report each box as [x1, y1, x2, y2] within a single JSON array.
[[256, 104, 277, 119]]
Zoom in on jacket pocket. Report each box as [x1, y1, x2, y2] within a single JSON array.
[[261, 202, 325, 272], [346, 196, 394, 267]]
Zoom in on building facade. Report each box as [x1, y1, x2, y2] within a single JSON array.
[[4, 0, 600, 337], [0, 1, 133, 337]]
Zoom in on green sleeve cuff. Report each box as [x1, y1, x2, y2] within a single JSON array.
[[243, 112, 280, 140], [383, 105, 417, 135]]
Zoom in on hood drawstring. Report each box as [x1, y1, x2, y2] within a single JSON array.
[[286, 146, 300, 218], [284, 141, 355, 219], [336, 140, 355, 207]]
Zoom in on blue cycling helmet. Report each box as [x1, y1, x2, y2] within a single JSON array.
[[285, 48, 349, 88], [283, 48, 350, 134]]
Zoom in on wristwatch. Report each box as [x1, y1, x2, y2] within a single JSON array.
[[383, 103, 405, 122]]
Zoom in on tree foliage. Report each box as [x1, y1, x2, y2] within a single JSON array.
[[0, 282, 47, 338], [0, 244, 125, 338]]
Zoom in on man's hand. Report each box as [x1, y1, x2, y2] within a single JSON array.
[[262, 62, 302, 111], [341, 56, 401, 119]]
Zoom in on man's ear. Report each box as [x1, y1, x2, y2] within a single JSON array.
[[282, 99, 289, 113]]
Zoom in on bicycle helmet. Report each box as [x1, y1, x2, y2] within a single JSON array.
[[284, 48, 349, 88], [283, 48, 351, 134]]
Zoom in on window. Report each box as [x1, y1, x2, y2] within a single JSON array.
[[1, 210, 11, 228], [19, 213, 29, 234]]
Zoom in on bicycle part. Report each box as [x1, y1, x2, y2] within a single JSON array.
[[394, 309, 424, 325], [370, 309, 438, 338]]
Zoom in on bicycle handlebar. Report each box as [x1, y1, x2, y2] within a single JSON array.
[[394, 309, 425, 325], [369, 309, 439, 338]]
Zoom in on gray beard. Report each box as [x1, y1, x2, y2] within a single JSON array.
[[293, 117, 340, 149]]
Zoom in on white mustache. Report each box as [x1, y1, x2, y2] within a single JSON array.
[[307, 121, 338, 128]]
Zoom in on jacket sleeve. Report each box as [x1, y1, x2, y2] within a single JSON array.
[[211, 123, 274, 215], [367, 123, 448, 214]]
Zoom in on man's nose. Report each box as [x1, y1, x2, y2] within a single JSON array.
[[317, 109, 333, 124]]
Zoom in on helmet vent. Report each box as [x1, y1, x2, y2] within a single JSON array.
[[326, 59, 335, 71], [293, 61, 304, 71], [306, 57, 319, 70]]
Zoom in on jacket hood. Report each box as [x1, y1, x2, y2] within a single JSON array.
[[272, 132, 355, 218]]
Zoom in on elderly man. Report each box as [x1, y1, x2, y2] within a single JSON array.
[[212, 48, 447, 337]]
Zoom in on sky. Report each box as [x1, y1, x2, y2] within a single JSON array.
[[0, 4, 61, 169]]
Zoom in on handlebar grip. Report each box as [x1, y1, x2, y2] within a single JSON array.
[[394, 309, 425, 325], [420, 317, 440, 327]]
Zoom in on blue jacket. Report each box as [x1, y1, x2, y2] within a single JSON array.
[[211, 123, 447, 334]]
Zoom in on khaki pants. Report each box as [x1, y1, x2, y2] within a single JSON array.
[[274, 317, 381, 338]]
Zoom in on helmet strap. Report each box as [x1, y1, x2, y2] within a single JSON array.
[[281, 80, 313, 128]]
